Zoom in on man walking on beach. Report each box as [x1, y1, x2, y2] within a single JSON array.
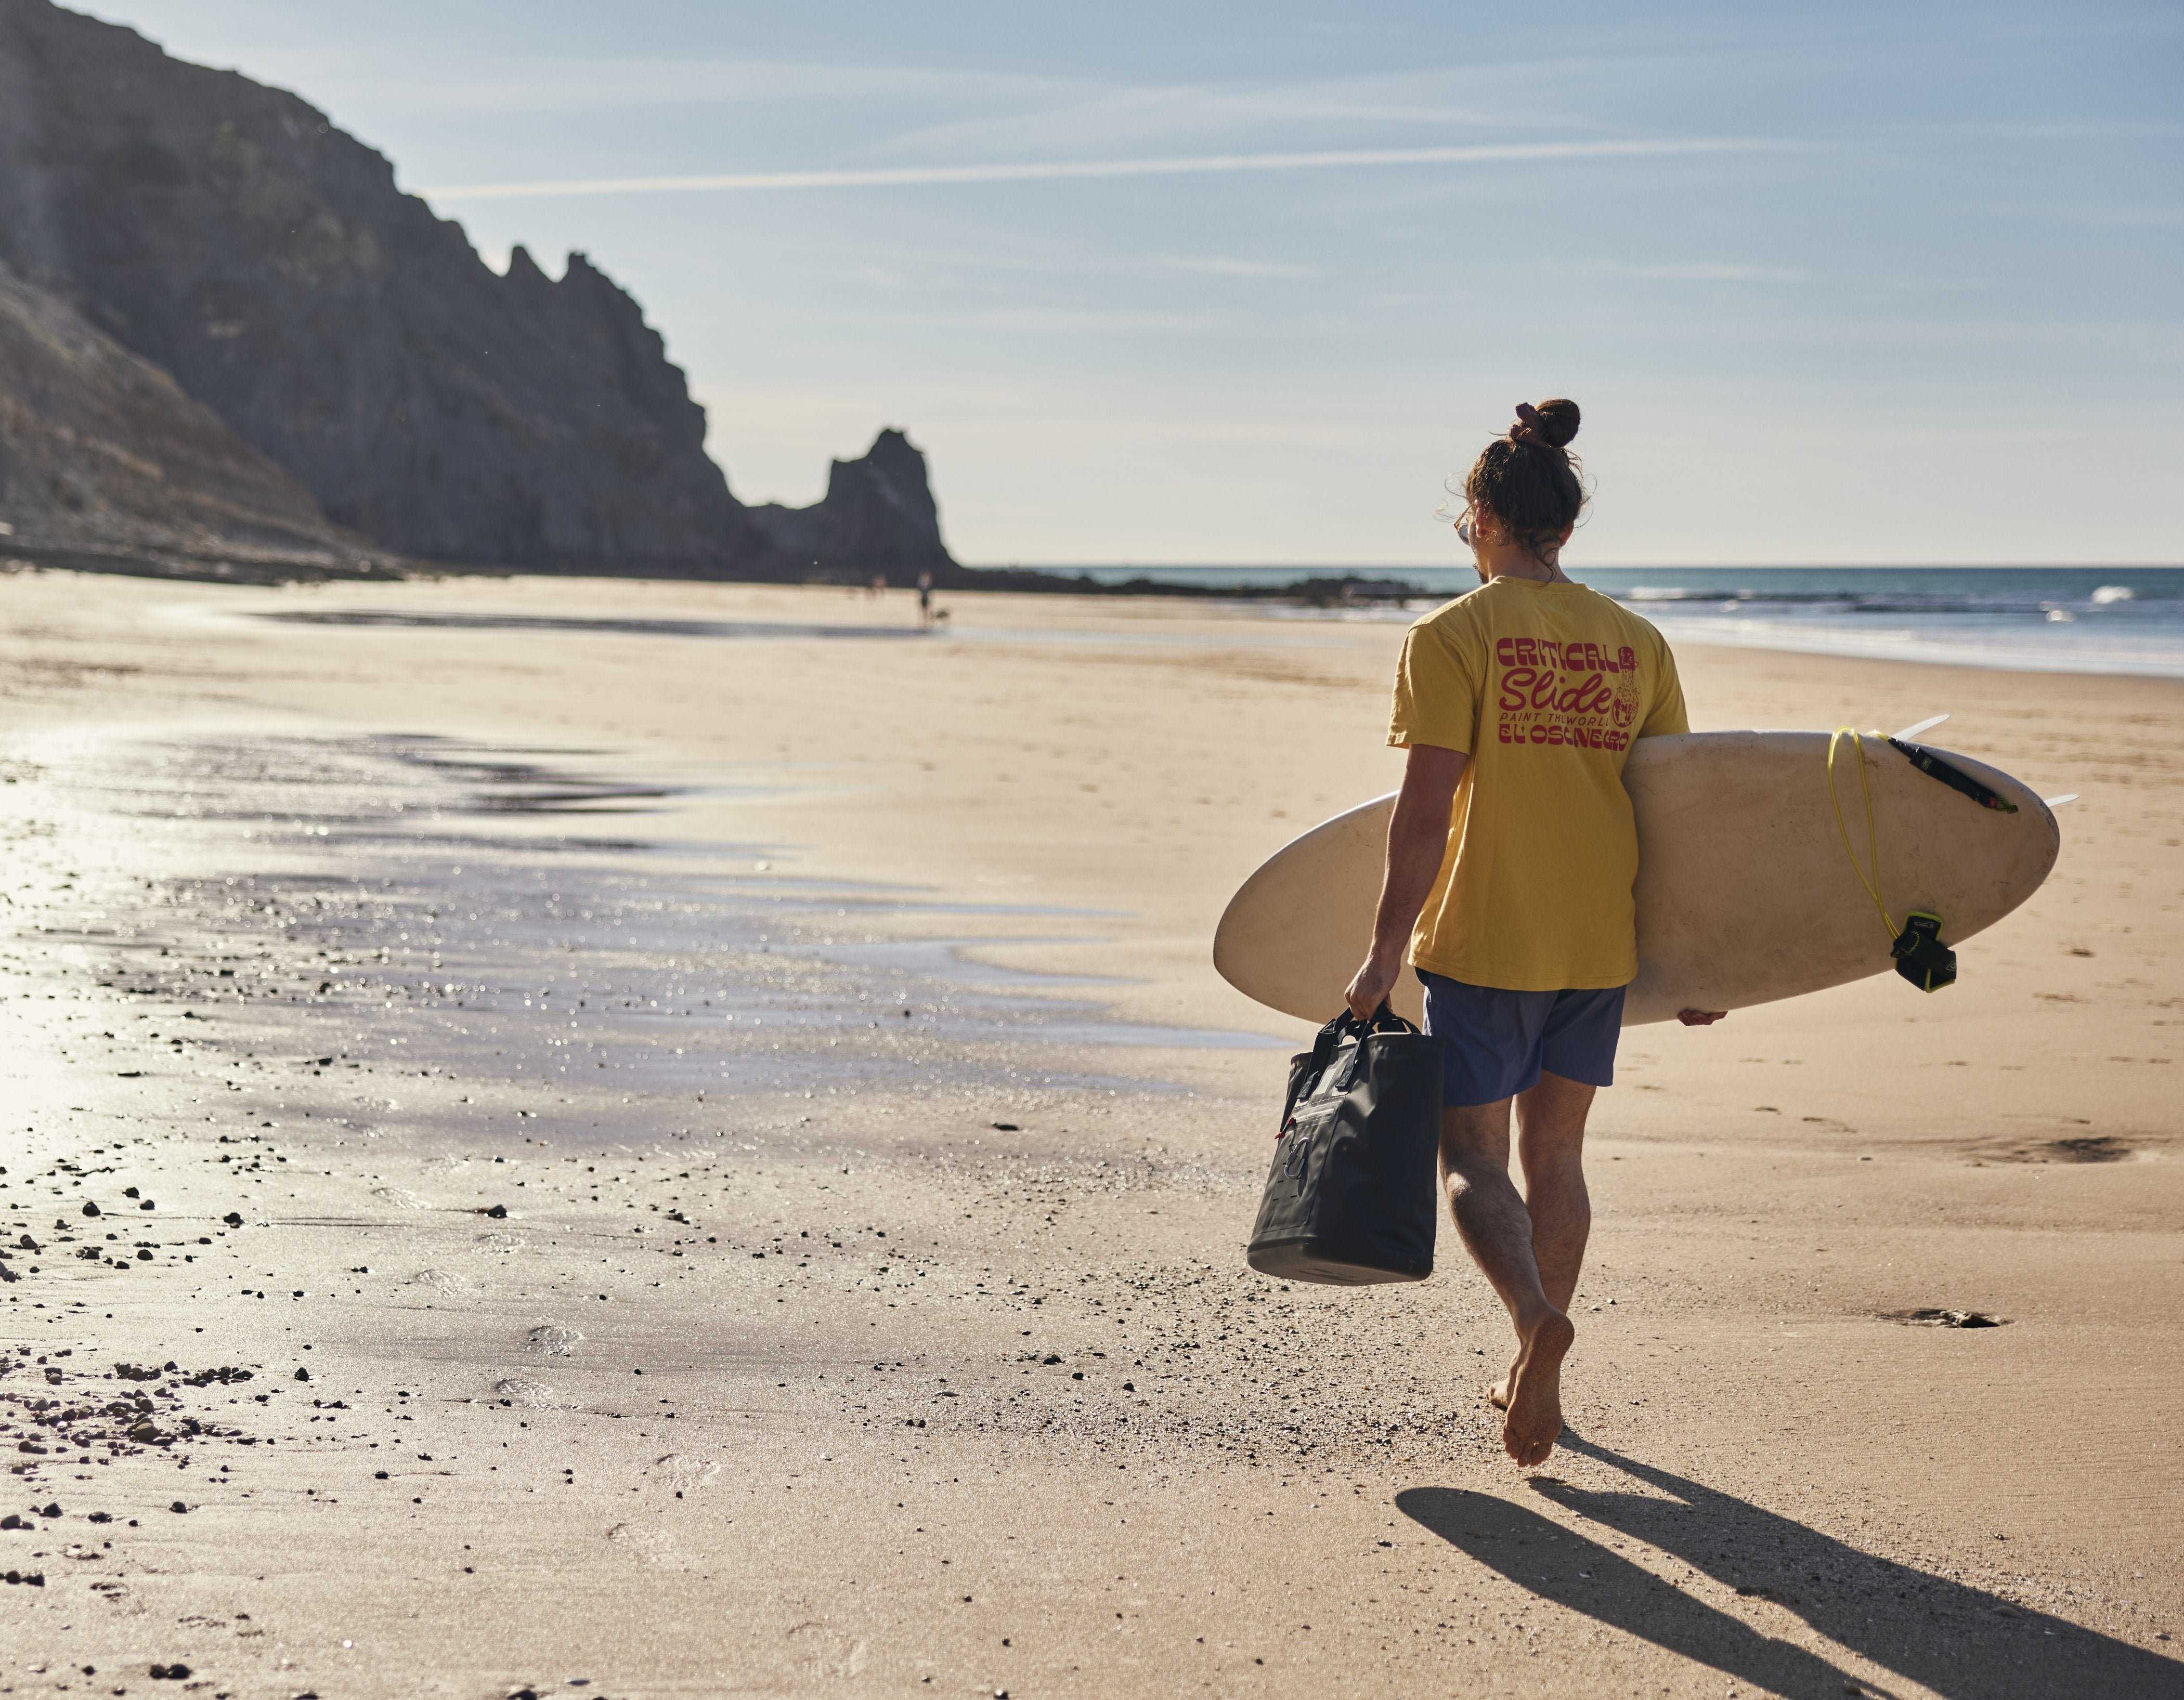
[[1346, 400, 1721, 1467]]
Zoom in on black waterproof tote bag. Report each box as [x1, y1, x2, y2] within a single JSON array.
[[1246, 1006, 1443, 1284]]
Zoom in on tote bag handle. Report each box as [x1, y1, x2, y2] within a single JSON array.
[[1313, 1003, 1421, 1096]]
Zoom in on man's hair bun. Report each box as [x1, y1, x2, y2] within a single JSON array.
[[1528, 398, 1580, 450], [1463, 397, 1588, 559]]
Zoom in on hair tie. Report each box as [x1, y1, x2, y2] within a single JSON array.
[[1509, 401, 1551, 447]]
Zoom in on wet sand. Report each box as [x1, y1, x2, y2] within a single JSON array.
[[1, 568, 2179, 1698]]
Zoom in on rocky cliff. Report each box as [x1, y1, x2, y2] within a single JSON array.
[[0, 258, 395, 578], [0, 0, 955, 580]]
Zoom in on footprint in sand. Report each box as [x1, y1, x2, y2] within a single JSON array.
[[371, 1185, 426, 1210], [524, 1324, 584, 1356], [492, 1377, 578, 1410], [648, 1453, 721, 1490], [606, 1522, 689, 1570], [785, 1623, 869, 1680], [475, 1231, 527, 1253], [408, 1269, 473, 1296]]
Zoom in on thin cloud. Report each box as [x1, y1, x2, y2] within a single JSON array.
[[876, 73, 1557, 161], [880, 307, 1245, 336], [1607, 260, 1813, 282], [417, 137, 1790, 202], [1156, 255, 1318, 280], [165, 48, 1081, 118], [1981, 200, 2184, 229]]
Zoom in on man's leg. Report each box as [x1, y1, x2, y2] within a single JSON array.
[[1518, 1069, 1595, 1308], [1440, 1100, 1575, 1468], [1490, 1069, 1598, 1407]]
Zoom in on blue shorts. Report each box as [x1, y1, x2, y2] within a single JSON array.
[[1418, 970, 1626, 1106]]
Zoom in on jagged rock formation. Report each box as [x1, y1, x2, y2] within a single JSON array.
[[0, 0, 956, 579], [0, 258, 394, 578], [747, 429, 954, 583]]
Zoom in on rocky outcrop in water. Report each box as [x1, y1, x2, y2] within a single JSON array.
[[0, 0, 956, 579]]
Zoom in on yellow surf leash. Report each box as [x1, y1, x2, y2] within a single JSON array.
[[1826, 727, 1956, 991], [1825, 728, 1897, 946]]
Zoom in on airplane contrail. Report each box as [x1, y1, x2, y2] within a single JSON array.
[[417, 137, 1786, 201]]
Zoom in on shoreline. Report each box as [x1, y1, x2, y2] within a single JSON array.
[[2, 570, 2178, 1696], [14, 551, 2182, 683]]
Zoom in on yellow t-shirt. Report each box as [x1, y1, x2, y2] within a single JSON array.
[[1387, 577, 1689, 991]]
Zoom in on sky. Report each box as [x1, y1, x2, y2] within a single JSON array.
[[85, 1, 2184, 567]]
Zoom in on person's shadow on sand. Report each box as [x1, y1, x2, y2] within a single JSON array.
[[1398, 1434, 2184, 1699]]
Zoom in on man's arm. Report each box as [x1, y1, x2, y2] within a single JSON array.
[[1344, 743, 1467, 1019]]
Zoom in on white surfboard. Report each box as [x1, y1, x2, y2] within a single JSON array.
[[1213, 730, 2060, 1027]]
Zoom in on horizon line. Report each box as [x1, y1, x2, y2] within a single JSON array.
[[417, 137, 1790, 201]]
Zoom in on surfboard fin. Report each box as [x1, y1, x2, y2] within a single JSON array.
[[1893, 713, 1950, 740], [1889, 738, 2017, 813], [2043, 793, 2079, 808]]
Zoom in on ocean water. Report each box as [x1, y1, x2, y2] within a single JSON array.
[[1061, 565, 2184, 678]]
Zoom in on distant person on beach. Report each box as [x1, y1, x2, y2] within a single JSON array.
[[1345, 399, 1725, 1468], [916, 570, 934, 629]]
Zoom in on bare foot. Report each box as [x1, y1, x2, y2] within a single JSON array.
[[1501, 1309, 1575, 1467]]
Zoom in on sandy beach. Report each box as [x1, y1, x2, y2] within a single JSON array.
[[2, 566, 2179, 1699]]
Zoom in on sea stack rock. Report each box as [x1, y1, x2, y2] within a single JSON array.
[[0, 1, 750, 573], [747, 429, 955, 582]]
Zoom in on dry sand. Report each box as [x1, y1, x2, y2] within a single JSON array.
[[0, 567, 2178, 1698]]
